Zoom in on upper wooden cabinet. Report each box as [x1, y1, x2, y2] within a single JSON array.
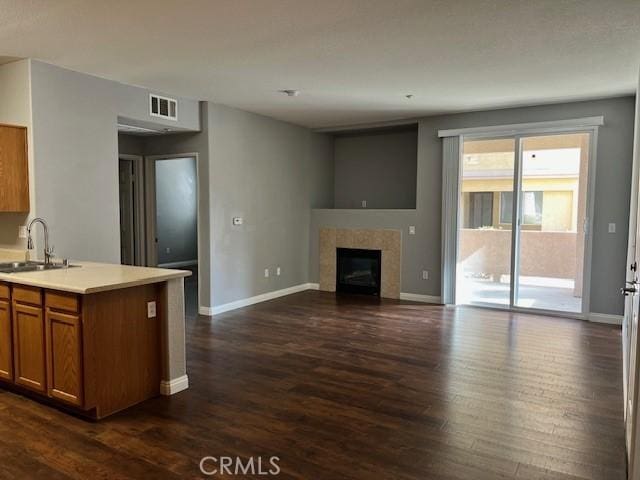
[[0, 124, 29, 212]]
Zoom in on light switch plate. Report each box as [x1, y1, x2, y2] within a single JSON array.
[[147, 301, 157, 318], [409, 226, 416, 235], [276, 267, 281, 276], [264, 268, 269, 278], [608, 223, 616, 233], [422, 270, 429, 280], [233, 217, 243, 226]]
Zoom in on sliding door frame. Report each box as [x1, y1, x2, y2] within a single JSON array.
[[440, 117, 602, 319]]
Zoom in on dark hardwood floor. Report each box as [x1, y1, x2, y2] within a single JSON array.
[[0, 291, 625, 479]]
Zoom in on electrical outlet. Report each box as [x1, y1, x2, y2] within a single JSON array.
[[18, 226, 27, 238], [276, 267, 281, 276], [409, 226, 416, 235], [233, 217, 243, 226], [422, 270, 429, 280], [147, 301, 157, 318], [608, 223, 616, 233], [165, 247, 171, 254], [264, 268, 270, 278], [361, 200, 367, 208]]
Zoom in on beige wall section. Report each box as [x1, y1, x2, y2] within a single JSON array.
[[459, 229, 577, 280], [543, 191, 574, 231], [0, 59, 33, 249]]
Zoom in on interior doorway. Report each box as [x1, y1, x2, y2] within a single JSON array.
[[455, 131, 594, 315], [118, 154, 145, 266], [144, 155, 198, 269], [145, 154, 200, 317]]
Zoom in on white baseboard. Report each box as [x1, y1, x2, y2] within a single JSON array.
[[588, 312, 623, 325], [158, 260, 198, 268], [200, 283, 317, 316], [400, 292, 442, 304], [160, 375, 189, 395]]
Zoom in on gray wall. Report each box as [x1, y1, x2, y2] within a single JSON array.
[[118, 133, 145, 156], [207, 103, 333, 307], [310, 96, 636, 315], [0, 60, 33, 250], [155, 157, 198, 265], [26, 60, 200, 263], [130, 111, 212, 308], [141, 102, 333, 309], [334, 128, 417, 209]]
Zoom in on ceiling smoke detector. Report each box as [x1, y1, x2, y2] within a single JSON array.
[[279, 89, 300, 97]]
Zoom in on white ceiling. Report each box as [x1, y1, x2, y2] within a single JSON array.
[[1, 0, 639, 128]]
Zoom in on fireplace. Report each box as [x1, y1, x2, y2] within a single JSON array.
[[336, 248, 382, 296]]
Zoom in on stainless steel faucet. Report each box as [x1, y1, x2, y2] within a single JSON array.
[[27, 217, 54, 265]]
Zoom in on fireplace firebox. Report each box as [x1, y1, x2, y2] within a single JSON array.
[[336, 248, 381, 296]]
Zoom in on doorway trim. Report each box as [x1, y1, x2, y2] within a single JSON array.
[[119, 154, 145, 266], [440, 117, 602, 319], [145, 152, 202, 313]]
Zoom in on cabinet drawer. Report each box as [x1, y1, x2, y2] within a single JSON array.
[[12, 285, 42, 306], [45, 290, 79, 314], [0, 283, 9, 300]]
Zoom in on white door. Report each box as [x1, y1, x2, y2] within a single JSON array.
[[625, 235, 640, 477], [625, 85, 640, 479]]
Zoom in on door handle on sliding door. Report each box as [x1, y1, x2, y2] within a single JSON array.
[[621, 286, 638, 296]]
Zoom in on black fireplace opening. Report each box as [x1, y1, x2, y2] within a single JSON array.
[[336, 248, 382, 296]]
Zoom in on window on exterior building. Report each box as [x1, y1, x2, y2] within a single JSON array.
[[463, 192, 493, 229], [500, 191, 543, 225]]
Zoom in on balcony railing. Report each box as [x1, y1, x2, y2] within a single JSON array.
[[459, 229, 578, 280]]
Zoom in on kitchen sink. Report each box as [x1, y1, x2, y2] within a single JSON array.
[[0, 261, 77, 273]]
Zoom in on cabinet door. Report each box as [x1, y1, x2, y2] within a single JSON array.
[[12, 302, 46, 392], [0, 299, 12, 381], [45, 309, 83, 406], [0, 124, 29, 212]]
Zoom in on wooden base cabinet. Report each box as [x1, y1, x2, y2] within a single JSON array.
[[12, 287, 46, 393], [0, 283, 161, 419], [0, 283, 12, 381], [45, 294, 83, 406]]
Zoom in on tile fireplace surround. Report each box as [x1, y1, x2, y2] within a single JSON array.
[[319, 228, 401, 299]]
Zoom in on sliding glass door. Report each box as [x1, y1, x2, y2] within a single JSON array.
[[456, 131, 592, 315], [457, 138, 515, 307], [513, 133, 590, 313]]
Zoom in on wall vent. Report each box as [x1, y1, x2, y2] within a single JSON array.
[[150, 94, 178, 121]]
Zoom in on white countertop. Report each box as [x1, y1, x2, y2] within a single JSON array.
[[0, 261, 191, 294]]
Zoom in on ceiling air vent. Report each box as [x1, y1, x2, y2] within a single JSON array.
[[150, 94, 178, 121]]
